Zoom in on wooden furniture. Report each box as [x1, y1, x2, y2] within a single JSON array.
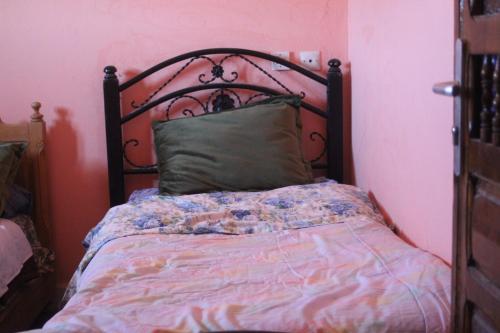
[[102, 49, 343, 207], [0, 102, 54, 332], [452, 1, 499, 332]]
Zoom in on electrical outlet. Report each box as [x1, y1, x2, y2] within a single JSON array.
[[271, 51, 290, 71], [299, 51, 321, 71]]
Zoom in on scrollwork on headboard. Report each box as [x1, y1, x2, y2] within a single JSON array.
[[103, 48, 343, 207], [129, 53, 306, 110], [162, 88, 242, 120]]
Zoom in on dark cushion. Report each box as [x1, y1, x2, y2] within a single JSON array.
[[0, 142, 27, 214], [153, 95, 313, 194], [2, 184, 32, 218], [0, 145, 15, 214]]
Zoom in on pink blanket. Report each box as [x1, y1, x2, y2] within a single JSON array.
[[44, 217, 450, 332], [0, 218, 32, 297]]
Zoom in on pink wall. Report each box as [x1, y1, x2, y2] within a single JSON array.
[[348, 1, 455, 262], [0, 0, 348, 284], [0, 0, 454, 285]]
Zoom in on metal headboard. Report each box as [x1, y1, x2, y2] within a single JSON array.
[[103, 48, 343, 207]]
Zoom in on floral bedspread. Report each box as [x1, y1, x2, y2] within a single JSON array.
[[64, 180, 384, 300]]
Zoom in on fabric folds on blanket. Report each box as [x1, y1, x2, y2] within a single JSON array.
[[48, 181, 449, 333], [66, 180, 382, 300]]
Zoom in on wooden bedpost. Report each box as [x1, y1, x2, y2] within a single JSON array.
[[103, 66, 125, 206], [326, 59, 343, 183], [0, 103, 51, 248], [28, 102, 51, 248]]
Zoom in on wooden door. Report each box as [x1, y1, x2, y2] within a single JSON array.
[[453, 1, 500, 332]]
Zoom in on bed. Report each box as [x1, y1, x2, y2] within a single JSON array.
[[0, 103, 54, 333], [41, 49, 450, 332]]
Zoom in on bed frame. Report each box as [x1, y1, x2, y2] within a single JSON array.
[[103, 48, 343, 207], [0, 102, 51, 246], [0, 102, 54, 332]]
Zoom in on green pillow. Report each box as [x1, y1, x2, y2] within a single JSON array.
[[153, 96, 313, 194], [0, 145, 16, 196], [0, 142, 27, 214]]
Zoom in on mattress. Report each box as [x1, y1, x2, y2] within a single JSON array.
[[0, 218, 33, 297], [43, 181, 451, 332]]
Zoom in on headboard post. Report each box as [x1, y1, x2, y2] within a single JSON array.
[[28, 102, 51, 248], [0, 102, 51, 248], [326, 59, 344, 183], [103, 66, 125, 206]]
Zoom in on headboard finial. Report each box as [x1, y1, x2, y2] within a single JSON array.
[[328, 59, 342, 73], [104, 66, 117, 79], [31, 101, 43, 122]]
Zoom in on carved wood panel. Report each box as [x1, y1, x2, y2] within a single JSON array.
[[454, 1, 500, 332]]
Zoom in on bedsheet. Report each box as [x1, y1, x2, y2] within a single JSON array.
[[64, 180, 382, 300], [43, 181, 450, 332], [0, 218, 32, 297]]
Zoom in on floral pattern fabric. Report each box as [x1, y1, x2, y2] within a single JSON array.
[[64, 180, 384, 301], [11, 214, 54, 273]]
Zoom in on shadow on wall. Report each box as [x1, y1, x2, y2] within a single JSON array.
[[46, 107, 108, 285], [368, 191, 417, 248], [342, 62, 354, 185]]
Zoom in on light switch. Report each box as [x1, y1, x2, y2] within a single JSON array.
[[271, 51, 290, 71], [299, 51, 321, 71]]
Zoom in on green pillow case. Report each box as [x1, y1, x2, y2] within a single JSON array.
[[153, 95, 313, 194], [0, 142, 27, 214]]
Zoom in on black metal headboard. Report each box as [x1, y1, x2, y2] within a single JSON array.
[[103, 48, 343, 207]]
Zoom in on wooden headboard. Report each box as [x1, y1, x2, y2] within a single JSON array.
[[0, 102, 51, 249]]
